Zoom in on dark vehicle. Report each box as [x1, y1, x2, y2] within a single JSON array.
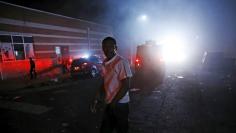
[[201, 51, 224, 71], [134, 41, 165, 86], [70, 56, 103, 79], [202, 51, 235, 73]]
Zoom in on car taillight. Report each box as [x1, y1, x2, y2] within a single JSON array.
[[74, 66, 80, 71], [69, 58, 73, 63], [135, 58, 141, 67]]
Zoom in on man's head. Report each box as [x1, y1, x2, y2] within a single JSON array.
[[29, 57, 32, 60], [102, 37, 117, 59]]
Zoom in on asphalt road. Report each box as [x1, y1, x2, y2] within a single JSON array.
[[0, 71, 236, 133]]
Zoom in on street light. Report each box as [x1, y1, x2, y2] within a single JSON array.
[[138, 14, 148, 22]]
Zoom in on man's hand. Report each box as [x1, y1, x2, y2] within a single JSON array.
[[90, 99, 106, 113], [90, 81, 105, 113], [90, 99, 98, 113], [110, 78, 130, 106]]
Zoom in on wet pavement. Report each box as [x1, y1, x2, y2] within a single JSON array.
[[0, 71, 236, 133]]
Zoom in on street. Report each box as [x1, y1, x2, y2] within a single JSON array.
[[0, 71, 236, 133]]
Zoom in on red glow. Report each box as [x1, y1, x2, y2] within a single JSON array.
[[1, 59, 55, 79], [69, 58, 73, 63], [135, 58, 141, 67]]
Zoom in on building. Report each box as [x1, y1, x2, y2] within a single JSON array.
[[0, 1, 112, 79]]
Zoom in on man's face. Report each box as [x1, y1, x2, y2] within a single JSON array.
[[102, 43, 116, 59]]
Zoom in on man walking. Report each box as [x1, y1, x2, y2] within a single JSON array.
[[29, 57, 36, 79], [91, 37, 132, 133]]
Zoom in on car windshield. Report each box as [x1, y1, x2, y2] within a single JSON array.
[[71, 58, 88, 66], [88, 56, 102, 64]]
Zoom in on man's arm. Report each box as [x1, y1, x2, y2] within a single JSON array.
[[93, 82, 105, 103], [90, 81, 105, 113], [111, 77, 130, 105]]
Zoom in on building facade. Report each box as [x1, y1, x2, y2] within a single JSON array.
[[0, 1, 112, 79]]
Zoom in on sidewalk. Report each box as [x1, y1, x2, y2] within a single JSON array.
[[0, 65, 70, 94]]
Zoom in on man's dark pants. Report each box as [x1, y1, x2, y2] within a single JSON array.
[[100, 103, 129, 133], [30, 68, 37, 79]]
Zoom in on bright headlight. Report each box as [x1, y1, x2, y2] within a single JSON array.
[[160, 34, 188, 64]]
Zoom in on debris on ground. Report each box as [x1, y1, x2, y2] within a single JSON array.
[[61, 122, 69, 127], [152, 90, 161, 93], [51, 78, 59, 83], [177, 76, 184, 79], [130, 88, 140, 92], [13, 96, 22, 100]]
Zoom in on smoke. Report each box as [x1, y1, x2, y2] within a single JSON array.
[[3, 0, 236, 54]]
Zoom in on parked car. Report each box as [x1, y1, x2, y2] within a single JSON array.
[[70, 56, 103, 79], [201, 51, 235, 73]]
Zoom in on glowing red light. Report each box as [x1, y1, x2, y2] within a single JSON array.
[[136, 58, 141, 67], [69, 58, 73, 63]]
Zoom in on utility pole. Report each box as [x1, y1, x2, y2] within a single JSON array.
[[0, 64, 3, 80], [0, 41, 3, 80], [87, 27, 90, 51]]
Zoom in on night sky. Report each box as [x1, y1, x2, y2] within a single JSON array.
[[1, 0, 236, 49]]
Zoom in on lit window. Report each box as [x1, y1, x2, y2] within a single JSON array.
[[0, 35, 14, 61], [55, 46, 61, 55], [0, 35, 34, 61], [25, 44, 34, 59], [13, 44, 25, 60]]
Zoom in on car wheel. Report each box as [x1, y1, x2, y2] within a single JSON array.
[[90, 69, 97, 78]]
